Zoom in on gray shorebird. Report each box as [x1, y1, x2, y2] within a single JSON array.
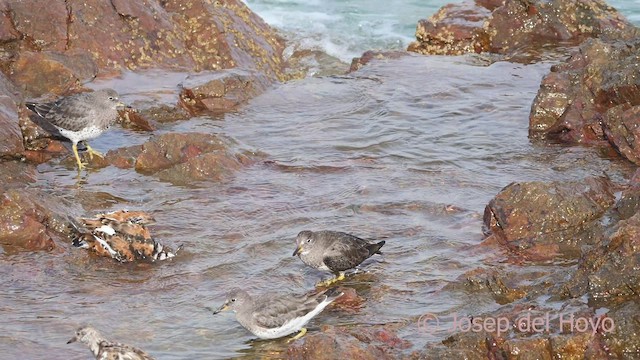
[[67, 325, 155, 360], [293, 230, 385, 286], [25, 89, 125, 171], [213, 288, 343, 341]]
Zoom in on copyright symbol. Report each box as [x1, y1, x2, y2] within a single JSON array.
[[418, 313, 439, 334]]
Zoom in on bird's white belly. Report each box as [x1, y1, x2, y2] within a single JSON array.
[[250, 300, 332, 339], [57, 125, 104, 144]]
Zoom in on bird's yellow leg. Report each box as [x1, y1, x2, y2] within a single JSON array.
[[287, 328, 307, 343], [84, 143, 103, 159], [72, 143, 87, 171], [315, 272, 345, 287]]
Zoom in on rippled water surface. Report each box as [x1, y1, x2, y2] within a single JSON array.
[[2, 54, 635, 359]]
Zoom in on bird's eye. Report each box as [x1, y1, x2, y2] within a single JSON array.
[[306, 239, 311, 243], [108, 97, 114, 100], [231, 298, 236, 302]]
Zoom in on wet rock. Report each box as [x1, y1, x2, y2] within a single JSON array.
[[179, 70, 271, 114], [407, 2, 491, 56], [287, 325, 404, 360], [134, 133, 230, 173], [329, 287, 366, 313], [602, 104, 640, 165], [349, 51, 410, 73], [284, 48, 349, 78], [103, 132, 256, 184], [138, 105, 190, 124], [0, 161, 37, 189], [9, 51, 96, 98], [0, 188, 71, 251], [0, 72, 24, 159], [563, 211, 640, 305], [155, 151, 249, 185], [1, 0, 285, 75], [530, 37, 640, 146], [118, 107, 155, 132], [483, 177, 615, 260], [614, 168, 640, 220], [445, 268, 527, 305], [602, 301, 640, 356], [408, 0, 633, 58], [417, 304, 608, 359]]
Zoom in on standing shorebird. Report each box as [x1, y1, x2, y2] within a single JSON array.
[[67, 325, 155, 360], [293, 230, 385, 286], [212, 288, 343, 341], [25, 89, 125, 171]]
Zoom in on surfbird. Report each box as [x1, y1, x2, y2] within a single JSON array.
[[212, 288, 343, 341], [25, 89, 125, 171], [70, 210, 182, 263], [67, 325, 155, 360], [293, 230, 385, 286]]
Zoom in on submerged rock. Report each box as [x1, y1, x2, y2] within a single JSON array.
[[483, 177, 615, 260], [102, 132, 257, 185], [0, 188, 70, 252], [178, 69, 272, 115], [408, 0, 633, 59], [0, 72, 25, 159], [287, 325, 406, 360]]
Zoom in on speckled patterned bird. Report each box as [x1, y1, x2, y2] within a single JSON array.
[[293, 230, 385, 286], [70, 210, 181, 263], [25, 89, 125, 171], [68, 325, 155, 360], [213, 288, 343, 341]]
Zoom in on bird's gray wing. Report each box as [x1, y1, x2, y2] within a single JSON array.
[[28, 94, 96, 132], [252, 294, 323, 328], [98, 341, 155, 360], [322, 235, 371, 272]]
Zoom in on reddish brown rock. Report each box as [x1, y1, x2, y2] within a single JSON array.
[[408, 0, 633, 58], [0, 73, 24, 159], [349, 51, 410, 73], [0, 188, 71, 251], [530, 37, 640, 146], [483, 177, 615, 260], [9, 51, 96, 98], [118, 107, 155, 132], [602, 104, 640, 165], [287, 325, 404, 360], [444, 268, 527, 305], [407, 2, 491, 56], [134, 132, 230, 173], [0, 0, 287, 111], [101, 132, 256, 185], [561, 211, 640, 305], [179, 70, 271, 114]]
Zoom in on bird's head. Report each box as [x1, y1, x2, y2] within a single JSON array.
[[292, 230, 316, 257]]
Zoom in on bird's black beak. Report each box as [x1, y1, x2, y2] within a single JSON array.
[[292, 245, 303, 256], [67, 336, 77, 344], [212, 302, 229, 315]]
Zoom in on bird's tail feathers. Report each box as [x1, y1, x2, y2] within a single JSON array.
[[367, 240, 385, 256]]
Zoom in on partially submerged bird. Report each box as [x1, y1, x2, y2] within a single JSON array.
[[213, 288, 343, 341], [68, 325, 155, 360], [293, 230, 385, 286], [70, 210, 181, 263], [25, 89, 125, 171]]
